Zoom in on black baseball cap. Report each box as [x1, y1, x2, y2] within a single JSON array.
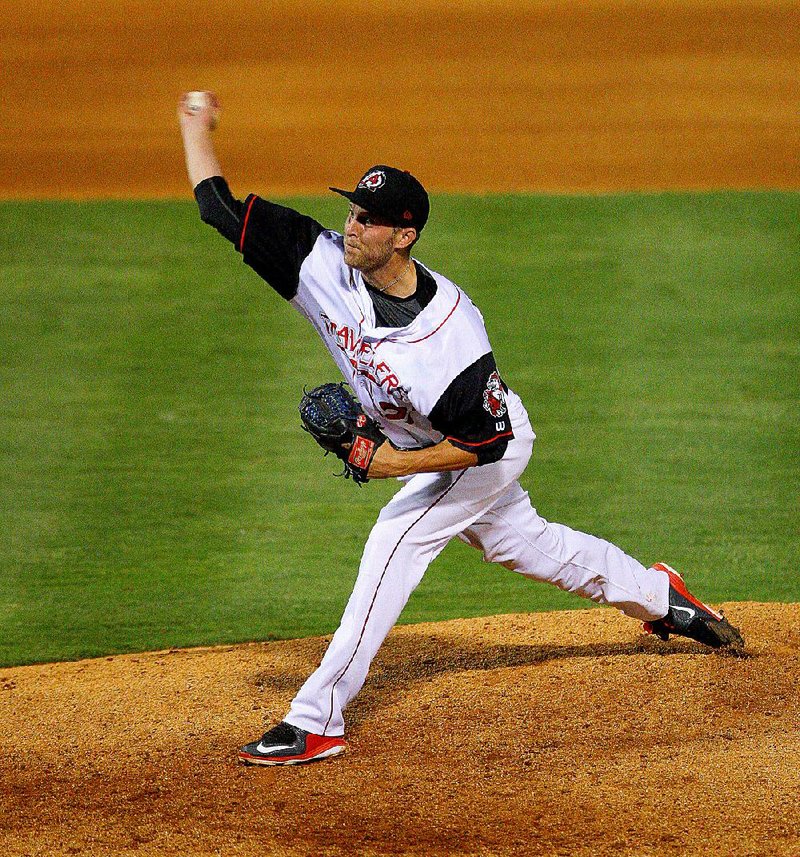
[[330, 165, 430, 232]]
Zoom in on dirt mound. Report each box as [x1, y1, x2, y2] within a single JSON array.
[[1, 603, 798, 856]]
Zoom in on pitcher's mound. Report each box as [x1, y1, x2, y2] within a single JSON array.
[[2, 603, 798, 856]]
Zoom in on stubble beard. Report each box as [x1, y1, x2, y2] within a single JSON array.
[[344, 238, 395, 277], [343, 244, 362, 269]]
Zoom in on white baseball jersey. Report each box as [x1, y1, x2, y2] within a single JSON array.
[[292, 232, 511, 451], [231, 189, 515, 463]]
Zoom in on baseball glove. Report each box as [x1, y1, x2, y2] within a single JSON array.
[[299, 382, 387, 484]]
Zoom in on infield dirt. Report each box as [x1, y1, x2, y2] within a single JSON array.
[[2, 604, 799, 857]]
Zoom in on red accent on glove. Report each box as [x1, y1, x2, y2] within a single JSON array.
[[348, 436, 376, 470]]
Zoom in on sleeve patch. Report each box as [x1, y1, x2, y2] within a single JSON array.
[[482, 371, 508, 418], [427, 352, 514, 466]]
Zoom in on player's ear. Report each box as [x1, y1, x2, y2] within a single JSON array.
[[394, 227, 417, 251]]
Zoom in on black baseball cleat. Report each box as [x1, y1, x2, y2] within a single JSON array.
[[238, 721, 346, 766], [643, 563, 745, 649]]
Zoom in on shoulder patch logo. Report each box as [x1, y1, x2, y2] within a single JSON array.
[[358, 170, 386, 192], [483, 371, 507, 418]]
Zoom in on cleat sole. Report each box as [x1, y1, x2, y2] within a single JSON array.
[[237, 741, 346, 767]]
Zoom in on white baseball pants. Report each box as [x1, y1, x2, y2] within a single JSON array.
[[286, 393, 670, 736]]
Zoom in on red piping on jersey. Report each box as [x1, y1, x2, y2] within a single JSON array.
[[383, 290, 462, 345], [447, 430, 514, 447], [238, 195, 258, 252]]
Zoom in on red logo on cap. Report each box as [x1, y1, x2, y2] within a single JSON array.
[[358, 170, 386, 192], [403, 210, 413, 221]]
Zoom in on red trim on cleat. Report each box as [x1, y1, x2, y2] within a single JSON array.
[[238, 734, 346, 766], [652, 562, 723, 621]]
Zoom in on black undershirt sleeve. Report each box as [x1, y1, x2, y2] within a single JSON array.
[[194, 175, 245, 243], [427, 352, 514, 465], [194, 176, 325, 300]]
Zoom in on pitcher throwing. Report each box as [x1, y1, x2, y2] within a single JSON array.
[[177, 91, 744, 766]]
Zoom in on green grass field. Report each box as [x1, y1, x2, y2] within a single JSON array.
[[1, 192, 797, 667]]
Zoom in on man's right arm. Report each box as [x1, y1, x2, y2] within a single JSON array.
[[178, 91, 245, 244], [178, 92, 223, 187], [177, 92, 326, 301]]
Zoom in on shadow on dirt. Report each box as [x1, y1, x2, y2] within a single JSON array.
[[254, 630, 745, 712]]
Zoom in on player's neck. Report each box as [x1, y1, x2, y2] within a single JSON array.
[[364, 257, 417, 298]]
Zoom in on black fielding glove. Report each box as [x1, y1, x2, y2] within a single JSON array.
[[299, 383, 387, 484]]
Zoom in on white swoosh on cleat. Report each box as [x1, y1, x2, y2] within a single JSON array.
[[255, 742, 297, 754], [672, 606, 696, 619]]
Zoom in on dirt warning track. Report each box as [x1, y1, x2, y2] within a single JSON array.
[[2, 603, 798, 857], [2, 0, 798, 198]]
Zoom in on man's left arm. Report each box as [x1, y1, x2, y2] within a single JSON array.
[[368, 440, 478, 478], [368, 351, 513, 479]]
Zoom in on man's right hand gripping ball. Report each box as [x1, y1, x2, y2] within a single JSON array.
[[299, 383, 387, 484]]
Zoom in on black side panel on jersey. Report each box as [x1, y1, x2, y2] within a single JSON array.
[[194, 177, 326, 300], [428, 352, 514, 465], [238, 195, 326, 299]]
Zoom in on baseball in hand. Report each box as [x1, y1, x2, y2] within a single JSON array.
[[181, 90, 220, 128]]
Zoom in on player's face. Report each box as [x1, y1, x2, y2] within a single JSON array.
[[343, 204, 399, 273]]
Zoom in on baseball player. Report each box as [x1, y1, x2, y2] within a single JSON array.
[[178, 92, 744, 766]]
